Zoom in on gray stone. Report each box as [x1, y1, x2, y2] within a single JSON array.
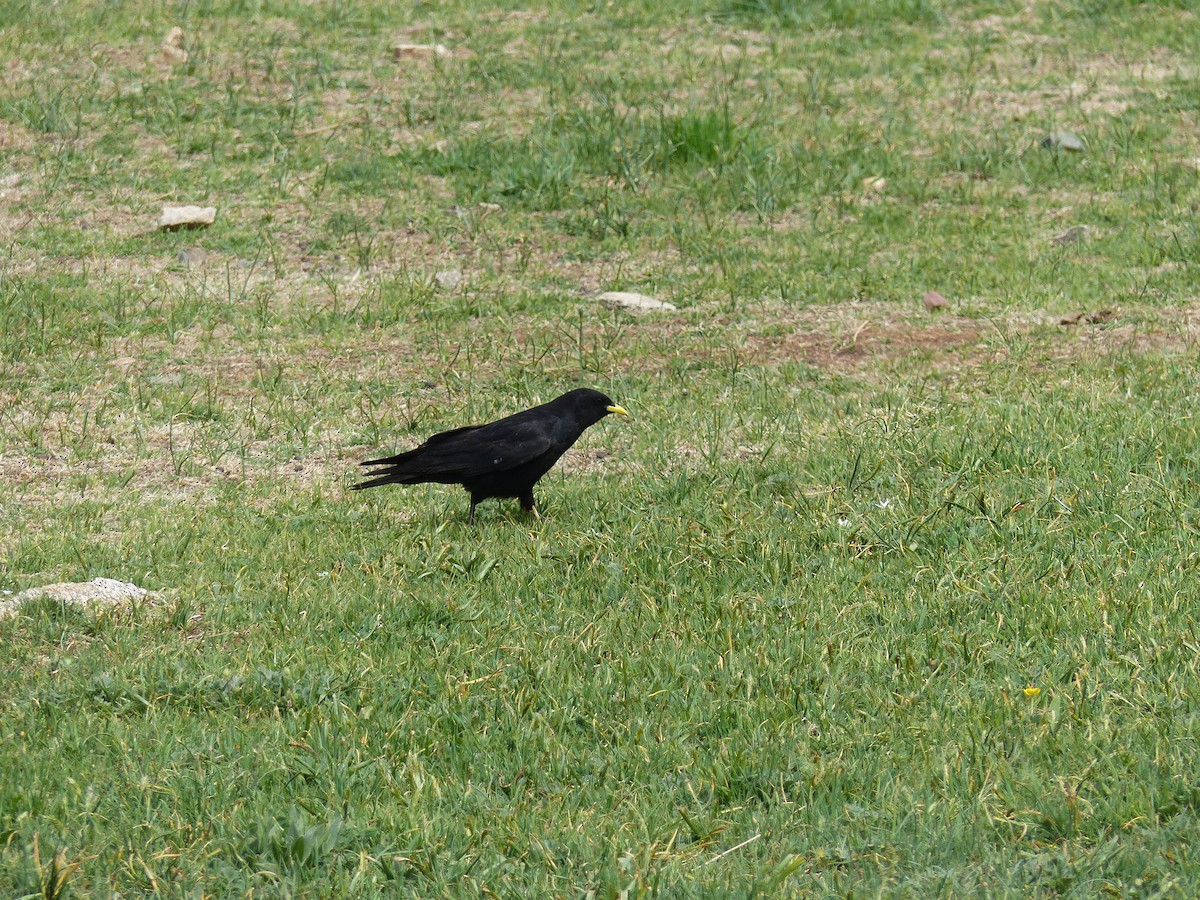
[[1042, 131, 1085, 152], [598, 291, 677, 313], [434, 269, 463, 291]]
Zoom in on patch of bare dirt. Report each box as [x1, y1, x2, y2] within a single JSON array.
[[965, 6, 1040, 36], [913, 30, 1196, 142], [605, 300, 1200, 381], [558, 446, 617, 476], [0, 117, 38, 152], [1053, 305, 1200, 359], [1080, 49, 1199, 85], [740, 305, 985, 371]]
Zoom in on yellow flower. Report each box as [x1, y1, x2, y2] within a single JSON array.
[[1023, 687, 1041, 697]]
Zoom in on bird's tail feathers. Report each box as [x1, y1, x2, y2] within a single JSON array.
[[358, 446, 424, 469], [354, 423, 485, 489], [354, 453, 457, 490], [352, 469, 408, 490]]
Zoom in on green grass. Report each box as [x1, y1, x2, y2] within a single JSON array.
[[2, 0, 1200, 895]]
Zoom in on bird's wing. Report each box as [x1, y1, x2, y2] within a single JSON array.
[[424, 417, 557, 478], [416, 424, 486, 451], [360, 418, 556, 479]]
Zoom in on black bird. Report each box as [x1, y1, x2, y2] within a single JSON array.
[[353, 388, 629, 523]]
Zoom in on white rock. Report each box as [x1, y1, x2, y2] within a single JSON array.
[[0, 172, 21, 189], [159, 205, 216, 230], [435, 269, 463, 291], [598, 291, 677, 313], [1, 578, 152, 619], [393, 43, 451, 61]]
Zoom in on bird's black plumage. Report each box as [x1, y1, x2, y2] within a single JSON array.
[[353, 388, 628, 523]]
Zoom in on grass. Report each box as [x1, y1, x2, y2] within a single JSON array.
[[2, 0, 1200, 895]]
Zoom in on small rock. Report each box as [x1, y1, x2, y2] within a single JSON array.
[[393, 43, 451, 61], [1041, 131, 1085, 152], [161, 27, 188, 65], [159, 205, 216, 231], [0, 172, 21, 190], [923, 290, 948, 311], [861, 175, 887, 193], [177, 247, 208, 266], [477, 202, 502, 213], [598, 291, 677, 313], [1052, 225, 1092, 246], [1, 578, 152, 619], [434, 269, 463, 291], [1059, 309, 1115, 326], [149, 372, 185, 386]]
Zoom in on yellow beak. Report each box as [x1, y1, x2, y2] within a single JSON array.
[[606, 404, 629, 417]]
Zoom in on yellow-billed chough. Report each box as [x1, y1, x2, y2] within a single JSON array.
[[353, 388, 629, 523]]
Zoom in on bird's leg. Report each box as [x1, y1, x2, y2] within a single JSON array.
[[519, 490, 540, 520], [468, 499, 477, 525]]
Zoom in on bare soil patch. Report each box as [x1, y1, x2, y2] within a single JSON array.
[[744, 311, 984, 371]]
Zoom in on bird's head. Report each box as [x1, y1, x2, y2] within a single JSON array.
[[562, 388, 629, 425]]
